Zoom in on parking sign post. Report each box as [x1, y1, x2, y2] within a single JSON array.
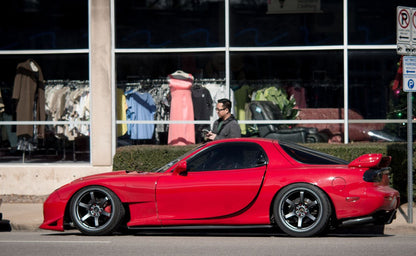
[[398, 6, 414, 223]]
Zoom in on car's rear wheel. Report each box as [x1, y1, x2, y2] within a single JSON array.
[[273, 183, 331, 237], [69, 186, 125, 235]]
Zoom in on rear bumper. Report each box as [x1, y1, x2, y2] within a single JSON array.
[[340, 209, 397, 227]]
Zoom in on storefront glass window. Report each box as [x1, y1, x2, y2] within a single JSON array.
[[230, 51, 343, 140], [229, 51, 343, 108], [115, 1, 412, 146], [348, 50, 399, 119], [348, 50, 415, 141], [230, 0, 343, 47], [0, 1, 88, 50], [116, 52, 225, 146], [115, 0, 225, 48], [0, 0, 90, 163], [0, 55, 90, 163]]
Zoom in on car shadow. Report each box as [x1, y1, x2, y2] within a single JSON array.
[[130, 225, 389, 238], [42, 224, 391, 238]]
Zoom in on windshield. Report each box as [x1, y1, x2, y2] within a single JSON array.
[[278, 141, 348, 165], [152, 144, 205, 173]]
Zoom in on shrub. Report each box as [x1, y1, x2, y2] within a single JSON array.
[[113, 144, 196, 172], [113, 142, 415, 202]]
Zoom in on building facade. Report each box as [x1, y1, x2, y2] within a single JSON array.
[[0, 0, 414, 195]]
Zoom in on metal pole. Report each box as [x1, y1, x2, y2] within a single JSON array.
[[343, 0, 349, 144], [407, 92, 413, 223]]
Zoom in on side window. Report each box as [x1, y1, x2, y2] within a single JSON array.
[[241, 147, 268, 168], [187, 142, 267, 172]]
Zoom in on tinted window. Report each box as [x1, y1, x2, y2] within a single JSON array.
[[279, 141, 348, 165], [187, 142, 267, 172]]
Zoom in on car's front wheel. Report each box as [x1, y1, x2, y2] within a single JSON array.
[[69, 186, 125, 235], [273, 183, 331, 237]]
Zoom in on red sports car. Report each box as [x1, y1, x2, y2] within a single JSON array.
[[40, 138, 399, 237]]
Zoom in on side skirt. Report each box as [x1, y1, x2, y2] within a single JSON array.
[[128, 225, 274, 230]]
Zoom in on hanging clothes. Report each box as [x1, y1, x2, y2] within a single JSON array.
[[204, 82, 228, 124], [168, 70, 195, 145], [45, 80, 90, 141], [191, 84, 213, 143], [116, 88, 128, 137], [12, 59, 45, 139], [0, 89, 4, 113], [149, 82, 170, 144], [233, 84, 251, 135], [126, 91, 156, 140]]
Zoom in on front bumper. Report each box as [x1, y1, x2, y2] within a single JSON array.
[[39, 191, 67, 231]]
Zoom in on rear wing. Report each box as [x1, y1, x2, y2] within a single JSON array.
[[348, 154, 391, 168]]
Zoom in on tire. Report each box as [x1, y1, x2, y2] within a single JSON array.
[[273, 183, 331, 237], [69, 186, 125, 235]]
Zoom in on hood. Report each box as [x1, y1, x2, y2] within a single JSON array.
[[348, 154, 391, 168], [70, 170, 161, 184]]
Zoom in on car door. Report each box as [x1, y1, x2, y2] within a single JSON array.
[[156, 142, 268, 224]]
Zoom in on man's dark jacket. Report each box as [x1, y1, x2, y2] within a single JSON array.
[[212, 114, 241, 140]]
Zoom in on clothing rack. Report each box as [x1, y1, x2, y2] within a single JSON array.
[[44, 79, 90, 162], [118, 78, 226, 87], [45, 79, 89, 86]]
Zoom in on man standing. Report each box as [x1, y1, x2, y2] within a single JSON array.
[[206, 98, 241, 140]]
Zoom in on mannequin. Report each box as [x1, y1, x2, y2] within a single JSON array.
[[29, 61, 38, 72], [12, 59, 45, 151], [167, 70, 195, 145], [169, 70, 194, 81]]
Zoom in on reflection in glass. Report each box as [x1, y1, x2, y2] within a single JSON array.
[[0, 1, 88, 50], [348, 50, 400, 119], [115, 0, 225, 48], [230, 51, 343, 106], [116, 53, 225, 80], [348, 0, 415, 45], [230, 0, 342, 46]]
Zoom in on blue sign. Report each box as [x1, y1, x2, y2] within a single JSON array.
[[403, 56, 416, 91], [409, 79, 415, 89]]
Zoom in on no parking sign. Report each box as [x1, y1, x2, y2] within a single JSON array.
[[397, 6, 416, 55]]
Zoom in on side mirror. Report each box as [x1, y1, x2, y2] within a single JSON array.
[[173, 160, 187, 176]]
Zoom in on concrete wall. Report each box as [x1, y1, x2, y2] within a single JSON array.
[[0, 165, 112, 195], [0, 0, 114, 196]]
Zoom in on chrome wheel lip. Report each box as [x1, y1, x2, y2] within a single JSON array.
[[278, 187, 323, 233]]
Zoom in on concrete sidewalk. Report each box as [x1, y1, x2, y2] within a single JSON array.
[[1, 202, 416, 235]]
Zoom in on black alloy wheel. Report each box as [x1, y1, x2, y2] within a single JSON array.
[[69, 186, 125, 235], [273, 183, 331, 237]]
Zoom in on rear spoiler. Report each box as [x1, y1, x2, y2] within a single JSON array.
[[348, 154, 391, 168]]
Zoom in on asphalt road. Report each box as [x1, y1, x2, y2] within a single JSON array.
[[1, 231, 416, 256]]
